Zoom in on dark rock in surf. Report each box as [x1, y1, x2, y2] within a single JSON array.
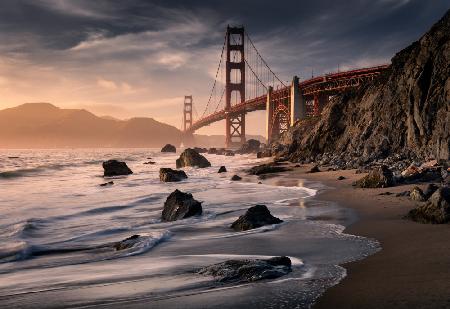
[[102, 160, 133, 177], [247, 163, 289, 175], [307, 165, 320, 173], [176, 148, 211, 168], [231, 175, 242, 181], [406, 186, 450, 224], [161, 144, 176, 153], [114, 235, 141, 251], [159, 168, 188, 182], [231, 204, 283, 231], [218, 166, 227, 173], [198, 256, 292, 283], [100, 181, 114, 187], [337, 176, 346, 180], [162, 189, 202, 222]]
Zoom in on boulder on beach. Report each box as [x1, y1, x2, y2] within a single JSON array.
[[198, 256, 292, 283], [410, 186, 426, 201], [406, 186, 450, 224], [231, 175, 242, 181], [162, 189, 202, 222], [354, 165, 394, 188], [159, 168, 188, 182], [102, 160, 133, 177], [238, 139, 261, 154], [247, 163, 289, 175], [231, 204, 283, 231], [307, 165, 320, 173], [176, 148, 211, 168], [218, 166, 227, 173], [114, 235, 141, 251], [161, 144, 176, 153]]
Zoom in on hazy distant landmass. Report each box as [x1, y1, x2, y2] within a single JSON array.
[[0, 103, 265, 148]]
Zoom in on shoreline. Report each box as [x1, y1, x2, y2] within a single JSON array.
[[274, 164, 450, 308]]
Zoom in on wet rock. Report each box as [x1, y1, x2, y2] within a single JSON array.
[[114, 235, 141, 251], [396, 190, 411, 197], [231, 204, 283, 231], [100, 181, 114, 187], [102, 160, 133, 177], [159, 168, 188, 182], [257, 149, 272, 158], [218, 166, 227, 173], [162, 189, 202, 222], [194, 147, 208, 153], [337, 176, 346, 180], [225, 151, 235, 156], [354, 165, 394, 188], [231, 175, 242, 181], [161, 144, 176, 153], [424, 183, 439, 199], [143, 161, 156, 165], [406, 186, 450, 224], [379, 191, 394, 195], [216, 148, 226, 155], [208, 148, 217, 154], [176, 148, 211, 168], [238, 139, 261, 154], [307, 165, 320, 173], [410, 186, 426, 201], [247, 163, 289, 175], [198, 256, 292, 283]]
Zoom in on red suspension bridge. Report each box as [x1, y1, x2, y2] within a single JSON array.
[[182, 26, 389, 148]]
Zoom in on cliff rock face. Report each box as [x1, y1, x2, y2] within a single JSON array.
[[274, 10, 450, 163]]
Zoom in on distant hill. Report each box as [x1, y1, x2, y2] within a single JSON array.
[[0, 103, 266, 148]]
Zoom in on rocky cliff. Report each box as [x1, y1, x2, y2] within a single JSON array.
[[274, 10, 450, 166]]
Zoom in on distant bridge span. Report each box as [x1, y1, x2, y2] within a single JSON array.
[[182, 26, 389, 147]]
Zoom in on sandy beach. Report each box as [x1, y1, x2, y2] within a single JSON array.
[[283, 165, 450, 308]]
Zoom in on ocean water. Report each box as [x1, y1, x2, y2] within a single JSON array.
[[0, 149, 379, 308]]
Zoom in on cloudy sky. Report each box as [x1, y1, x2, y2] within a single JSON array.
[[0, 0, 448, 135]]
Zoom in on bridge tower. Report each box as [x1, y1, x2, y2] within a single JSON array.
[[183, 95, 193, 131], [225, 26, 246, 148]]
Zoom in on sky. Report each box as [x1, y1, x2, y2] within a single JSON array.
[[0, 0, 449, 136]]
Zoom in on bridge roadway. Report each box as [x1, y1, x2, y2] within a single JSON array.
[[186, 64, 389, 133]]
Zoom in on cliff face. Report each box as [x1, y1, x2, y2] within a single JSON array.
[[274, 10, 450, 164]]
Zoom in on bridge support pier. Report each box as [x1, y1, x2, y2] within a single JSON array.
[[290, 76, 306, 125], [313, 94, 328, 116]]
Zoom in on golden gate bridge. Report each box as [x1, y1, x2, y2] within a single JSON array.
[[182, 26, 389, 148]]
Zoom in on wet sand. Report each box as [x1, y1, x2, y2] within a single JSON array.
[[287, 165, 450, 309]]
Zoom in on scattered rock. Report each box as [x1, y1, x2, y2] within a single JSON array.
[[114, 235, 141, 251], [218, 166, 227, 173], [231, 175, 242, 181], [307, 165, 320, 173], [225, 151, 235, 156], [257, 149, 272, 158], [100, 181, 114, 187], [208, 148, 217, 154], [161, 189, 202, 222], [161, 144, 176, 153], [410, 186, 426, 201], [194, 147, 208, 153], [396, 190, 411, 197], [337, 176, 346, 180], [379, 191, 393, 195], [198, 256, 292, 283], [294, 164, 301, 168], [406, 187, 450, 224], [258, 181, 262, 184], [239, 139, 261, 154], [424, 183, 439, 199], [159, 168, 188, 182], [247, 163, 289, 175], [102, 160, 133, 177], [143, 161, 156, 165], [354, 165, 394, 188], [176, 148, 211, 168], [231, 204, 283, 231]]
